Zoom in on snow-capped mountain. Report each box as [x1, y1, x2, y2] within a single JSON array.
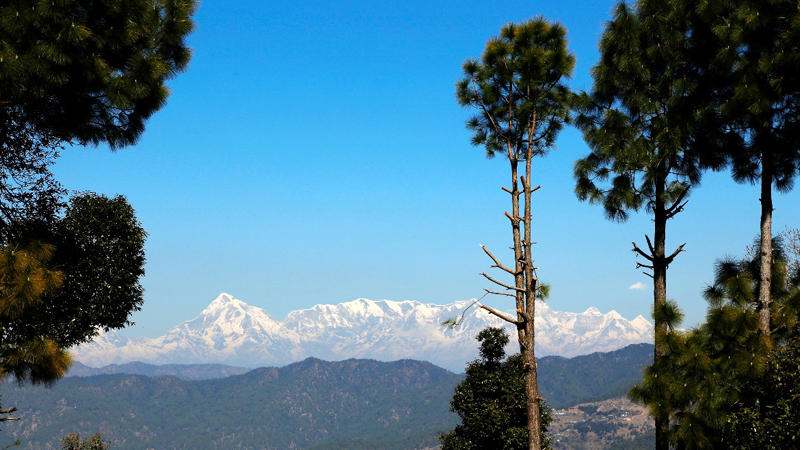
[[72, 293, 653, 372]]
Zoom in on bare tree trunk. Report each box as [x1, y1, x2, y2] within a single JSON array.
[[758, 149, 773, 336], [653, 182, 669, 450], [522, 141, 541, 450]]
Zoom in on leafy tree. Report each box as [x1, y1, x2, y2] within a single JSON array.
[[61, 433, 109, 450], [692, 0, 800, 335], [41, 193, 147, 347], [0, 194, 144, 388], [572, 2, 713, 448], [0, 0, 197, 148], [439, 328, 552, 450], [725, 336, 800, 450], [456, 18, 573, 450]]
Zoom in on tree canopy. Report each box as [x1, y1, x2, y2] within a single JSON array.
[[0, 0, 197, 148]]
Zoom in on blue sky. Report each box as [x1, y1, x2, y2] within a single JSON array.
[[54, 0, 800, 338]]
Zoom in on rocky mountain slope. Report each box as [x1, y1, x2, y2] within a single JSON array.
[[72, 293, 653, 371]]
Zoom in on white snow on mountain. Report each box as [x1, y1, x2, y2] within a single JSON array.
[[72, 293, 653, 372]]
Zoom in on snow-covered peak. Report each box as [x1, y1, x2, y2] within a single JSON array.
[[72, 293, 654, 371]]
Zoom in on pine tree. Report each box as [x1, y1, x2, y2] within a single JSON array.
[[572, 2, 708, 448], [693, 0, 800, 336], [0, 240, 71, 386], [456, 18, 573, 450], [0, 0, 197, 148]]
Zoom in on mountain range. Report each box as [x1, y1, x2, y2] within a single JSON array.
[[72, 293, 653, 372], [2, 345, 655, 450]]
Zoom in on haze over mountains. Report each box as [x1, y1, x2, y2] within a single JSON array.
[[72, 293, 653, 372]]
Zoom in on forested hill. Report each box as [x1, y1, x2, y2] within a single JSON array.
[[539, 343, 653, 408], [0, 345, 654, 450], [2, 358, 460, 450]]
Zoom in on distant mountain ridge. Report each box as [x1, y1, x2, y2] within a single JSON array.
[[72, 293, 654, 371]]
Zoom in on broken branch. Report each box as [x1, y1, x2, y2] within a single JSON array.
[[480, 245, 516, 275], [484, 288, 515, 298], [479, 304, 521, 324], [632, 242, 654, 262], [481, 272, 525, 292]]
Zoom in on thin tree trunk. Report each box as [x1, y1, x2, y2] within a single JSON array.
[[523, 123, 541, 450], [653, 181, 669, 450], [758, 149, 772, 336]]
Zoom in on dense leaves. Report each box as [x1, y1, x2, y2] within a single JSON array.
[[0, 193, 145, 386], [0, 108, 65, 243], [725, 337, 800, 450], [456, 18, 573, 159]]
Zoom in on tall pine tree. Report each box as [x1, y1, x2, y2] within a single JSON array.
[[456, 18, 573, 450], [694, 0, 800, 336], [573, 2, 710, 449]]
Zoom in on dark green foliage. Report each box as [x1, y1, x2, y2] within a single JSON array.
[[61, 434, 108, 450], [630, 239, 800, 449], [574, 0, 703, 222], [439, 328, 552, 450], [725, 337, 800, 450], [50, 193, 146, 347], [3, 193, 146, 352], [697, 0, 800, 190], [690, 0, 800, 336], [0, 358, 462, 450], [457, 19, 574, 449], [0, 0, 197, 148], [456, 18, 573, 160], [0, 241, 71, 386]]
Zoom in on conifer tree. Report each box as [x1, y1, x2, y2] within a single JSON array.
[[0, 240, 71, 385], [693, 0, 800, 335], [456, 18, 573, 450], [0, 0, 197, 148], [572, 2, 706, 448]]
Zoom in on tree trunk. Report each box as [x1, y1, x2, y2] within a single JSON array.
[[653, 182, 669, 450], [758, 150, 772, 336], [522, 138, 541, 450]]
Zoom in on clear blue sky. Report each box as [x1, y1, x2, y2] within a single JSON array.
[[54, 0, 800, 339]]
